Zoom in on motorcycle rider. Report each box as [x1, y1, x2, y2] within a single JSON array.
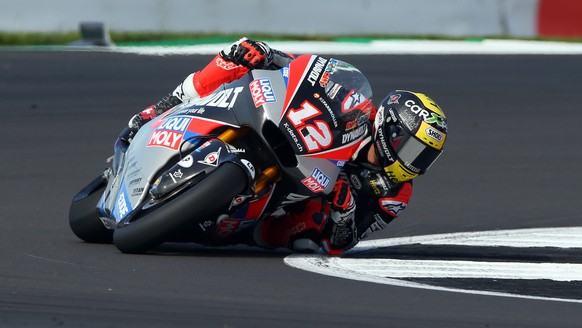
[[126, 38, 448, 255]]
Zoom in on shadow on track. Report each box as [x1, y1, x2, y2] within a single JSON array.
[[145, 242, 291, 258], [346, 244, 582, 263]]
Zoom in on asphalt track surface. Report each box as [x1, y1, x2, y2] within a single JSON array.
[[1, 50, 581, 327]]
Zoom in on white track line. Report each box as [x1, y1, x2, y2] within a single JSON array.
[[114, 39, 582, 56], [357, 226, 582, 249], [285, 227, 582, 303], [315, 258, 582, 281]]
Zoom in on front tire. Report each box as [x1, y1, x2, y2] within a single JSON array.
[[113, 163, 248, 254], [69, 175, 113, 243]]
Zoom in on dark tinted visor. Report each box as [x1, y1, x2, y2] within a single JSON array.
[[388, 125, 442, 173]]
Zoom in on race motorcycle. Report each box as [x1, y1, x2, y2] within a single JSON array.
[[69, 54, 374, 253]]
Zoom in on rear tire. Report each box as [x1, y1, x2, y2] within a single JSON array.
[[69, 175, 113, 243], [113, 163, 248, 254]]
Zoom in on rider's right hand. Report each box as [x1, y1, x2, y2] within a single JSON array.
[[320, 179, 358, 255], [220, 37, 273, 69]]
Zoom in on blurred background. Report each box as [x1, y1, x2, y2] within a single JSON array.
[[1, 1, 582, 326], [1, 0, 581, 45]]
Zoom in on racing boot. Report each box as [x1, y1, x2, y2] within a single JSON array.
[[128, 93, 183, 130], [254, 199, 327, 253]]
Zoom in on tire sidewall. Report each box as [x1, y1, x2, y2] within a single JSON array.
[[112, 163, 248, 253]]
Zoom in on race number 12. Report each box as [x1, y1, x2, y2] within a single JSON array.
[[286, 100, 332, 152]]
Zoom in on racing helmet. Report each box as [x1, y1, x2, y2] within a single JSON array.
[[372, 90, 448, 184]]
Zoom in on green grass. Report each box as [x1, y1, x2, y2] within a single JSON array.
[[0, 31, 581, 46], [0, 32, 333, 46]]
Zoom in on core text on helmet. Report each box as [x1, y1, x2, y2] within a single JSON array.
[[404, 100, 446, 129]]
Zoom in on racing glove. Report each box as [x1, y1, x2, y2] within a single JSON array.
[[128, 93, 182, 130], [321, 179, 358, 255], [220, 37, 273, 69]]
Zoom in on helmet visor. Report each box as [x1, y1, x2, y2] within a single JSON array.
[[389, 125, 442, 173]]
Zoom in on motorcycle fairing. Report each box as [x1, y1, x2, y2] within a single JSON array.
[[97, 89, 246, 227], [253, 55, 374, 195], [97, 54, 375, 234], [275, 55, 373, 157], [147, 138, 258, 203], [231, 186, 274, 220], [200, 187, 276, 241], [182, 116, 238, 140]]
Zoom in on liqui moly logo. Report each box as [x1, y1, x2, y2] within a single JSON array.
[[301, 167, 331, 193], [147, 116, 192, 150], [249, 78, 276, 108]]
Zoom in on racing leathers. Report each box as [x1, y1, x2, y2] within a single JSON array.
[[128, 38, 293, 130], [128, 38, 412, 255], [254, 140, 413, 255], [343, 143, 413, 243]]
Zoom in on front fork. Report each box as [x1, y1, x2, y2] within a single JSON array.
[[216, 127, 280, 195]]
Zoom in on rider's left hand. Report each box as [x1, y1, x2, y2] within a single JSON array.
[[220, 37, 273, 69]]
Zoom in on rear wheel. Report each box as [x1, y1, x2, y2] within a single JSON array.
[[69, 175, 112, 243], [113, 163, 248, 254]]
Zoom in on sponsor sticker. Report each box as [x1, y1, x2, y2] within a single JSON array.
[[168, 169, 183, 183], [147, 116, 192, 150], [327, 83, 342, 99], [387, 94, 401, 105], [198, 147, 221, 167], [113, 191, 132, 222], [240, 159, 256, 179], [249, 78, 277, 108], [127, 177, 142, 187], [404, 99, 447, 129], [229, 194, 252, 209], [178, 155, 194, 168], [426, 126, 444, 142], [319, 58, 338, 87], [190, 86, 244, 110], [301, 167, 331, 193], [307, 56, 328, 87], [342, 125, 366, 144], [416, 121, 446, 150]]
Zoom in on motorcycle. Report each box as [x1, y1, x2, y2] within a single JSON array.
[[69, 54, 374, 253]]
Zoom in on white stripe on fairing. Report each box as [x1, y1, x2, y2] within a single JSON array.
[[284, 227, 582, 304], [115, 40, 582, 56]]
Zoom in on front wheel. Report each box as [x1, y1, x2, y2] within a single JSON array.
[[113, 163, 248, 254]]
